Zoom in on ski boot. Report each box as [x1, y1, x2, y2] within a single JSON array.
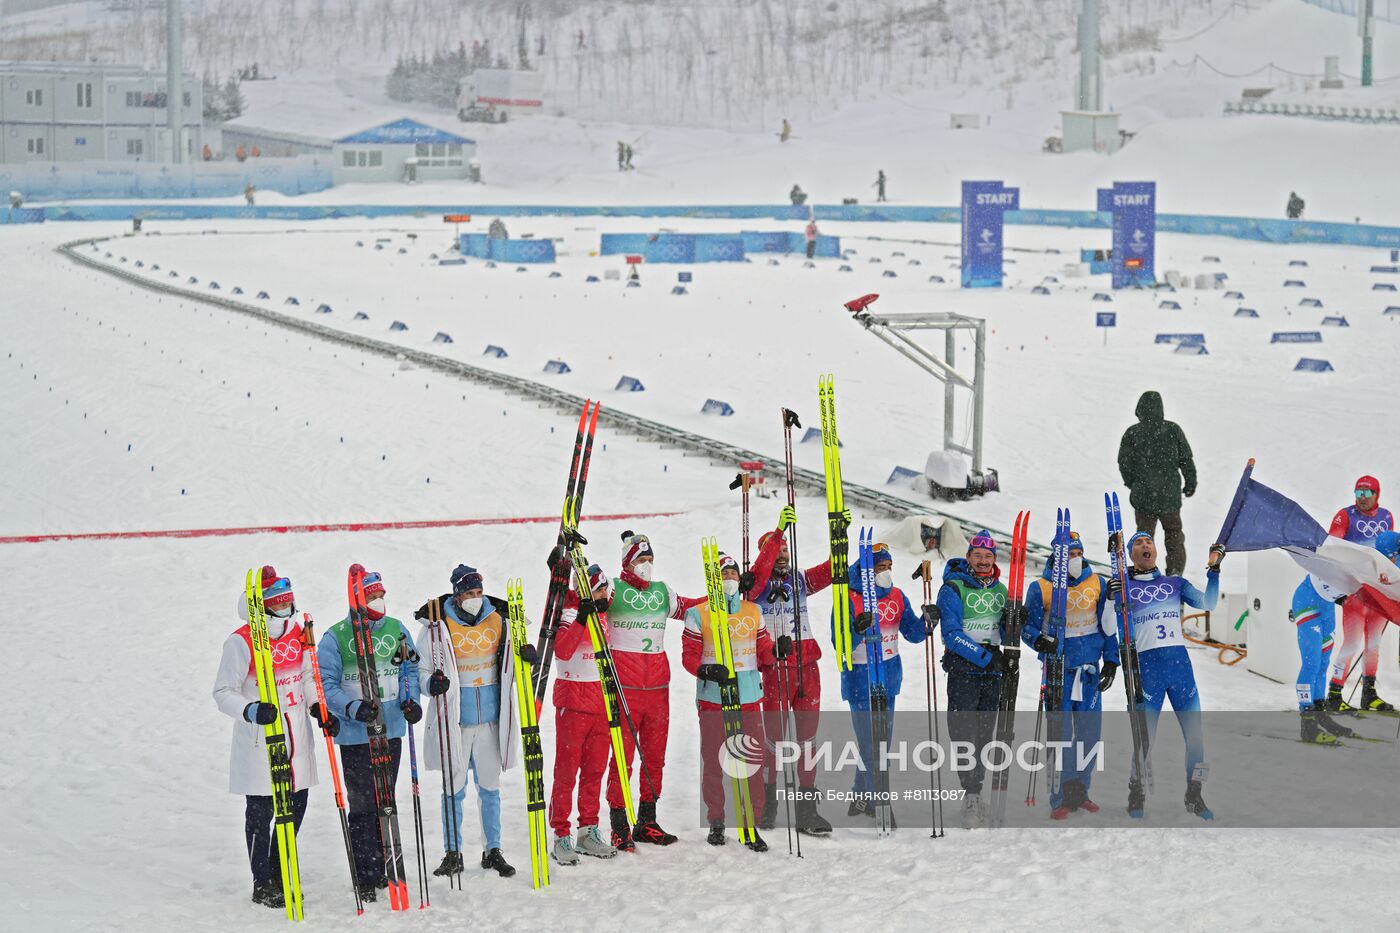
[[847, 796, 873, 819], [1360, 676, 1397, 714], [633, 800, 678, 846], [1184, 780, 1214, 820], [795, 794, 832, 836], [1061, 779, 1087, 812], [1127, 779, 1146, 820], [551, 835, 580, 866], [1325, 685, 1357, 714], [1301, 707, 1342, 745], [609, 806, 635, 852], [758, 783, 778, 830], [576, 824, 618, 859], [251, 883, 284, 909], [1050, 805, 1070, 821], [960, 793, 985, 830], [432, 850, 463, 877], [706, 819, 726, 846], [1078, 797, 1101, 814], [1312, 700, 1355, 738], [744, 828, 768, 853], [481, 848, 516, 878]]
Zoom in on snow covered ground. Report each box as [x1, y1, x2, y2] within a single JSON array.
[[5, 212, 1399, 931]]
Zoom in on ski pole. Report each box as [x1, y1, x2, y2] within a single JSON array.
[[399, 635, 430, 909], [427, 601, 463, 891], [302, 616, 363, 915], [781, 407, 805, 696], [772, 657, 799, 856], [917, 561, 944, 838], [730, 471, 751, 571]]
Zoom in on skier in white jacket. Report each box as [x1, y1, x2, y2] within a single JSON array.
[[212, 567, 330, 908]]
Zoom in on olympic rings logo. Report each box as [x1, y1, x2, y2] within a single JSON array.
[[1065, 589, 1097, 611], [372, 633, 399, 655], [965, 591, 1005, 615], [451, 628, 499, 653], [1354, 519, 1390, 537], [1129, 583, 1174, 602], [876, 601, 901, 624], [270, 641, 302, 665], [731, 616, 759, 639], [621, 588, 666, 612]]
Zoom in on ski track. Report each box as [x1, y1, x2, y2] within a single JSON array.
[[4, 220, 1400, 931]]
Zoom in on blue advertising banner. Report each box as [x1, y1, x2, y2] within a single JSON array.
[[961, 180, 1019, 288], [1096, 181, 1156, 288]]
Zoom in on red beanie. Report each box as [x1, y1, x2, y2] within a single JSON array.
[[1356, 475, 1380, 495]]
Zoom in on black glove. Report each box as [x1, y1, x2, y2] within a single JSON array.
[[546, 544, 567, 574], [309, 703, 341, 738], [696, 663, 728, 683], [1098, 661, 1119, 693], [1032, 634, 1057, 655], [852, 611, 874, 634], [352, 700, 379, 723], [984, 645, 1005, 673], [428, 669, 451, 696], [401, 699, 423, 725], [244, 701, 278, 725], [1183, 481, 1197, 498], [921, 603, 940, 636], [739, 571, 756, 595], [1106, 576, 1123, 598], [1000, 603, 1028, 626], [775, 634, 793, 659], [519, 643, 539, 666], [577, 597, 606, 617], [1208, 543, 1226, 573]]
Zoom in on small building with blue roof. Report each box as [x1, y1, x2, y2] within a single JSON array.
[[331, 118, 476, 185]]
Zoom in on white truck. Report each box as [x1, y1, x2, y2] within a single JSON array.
[[457, 68, 545, 123]]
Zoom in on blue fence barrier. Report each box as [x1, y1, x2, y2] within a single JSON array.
[[459, 234, 556, 263]]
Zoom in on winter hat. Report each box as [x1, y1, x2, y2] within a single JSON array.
[[718, 553, 740, 575], [620, 530, 653, 568], [1355, 475, 1381, 495], [872, 543, 892, 566], [586, 563, 609, 593], [1127, 531, 1154, 550], [967, 529, 997, 557], [758, 529, 786, 553], [1068, 532, 1085, 553], [451, 563, 484, 595], [1376, 531, 1400, 561], [349, 563, 386, 598], [261, 565, 295, 610]]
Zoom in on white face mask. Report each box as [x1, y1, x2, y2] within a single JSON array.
[[268, 604, 294, 619], [722, 578, 740, 597], [459, 596, 484, 616], [632, 561, 654, 582], [367, 597, 386, 615], [1068, 556, 1084, 578], [875, 570, 893, 589]]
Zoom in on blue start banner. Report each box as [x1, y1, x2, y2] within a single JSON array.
[[961, 180, 1019, 288], [1096, 181, 1156, 288]]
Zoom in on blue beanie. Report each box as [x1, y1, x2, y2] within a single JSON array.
[[1128, 531, 1154, 550], [451, 564, 484, 595], [1376, 531, 1400, 561], [967, 529, 997, 556], [872, 544, 892, 565]]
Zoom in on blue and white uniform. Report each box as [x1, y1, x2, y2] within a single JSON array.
[[1118, 566, 1218, 784], [1291, 576, 1342, 711]]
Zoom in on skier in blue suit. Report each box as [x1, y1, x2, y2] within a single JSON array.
[[1290, 575, 1356, 744], [1106, 531, 1221, 820]]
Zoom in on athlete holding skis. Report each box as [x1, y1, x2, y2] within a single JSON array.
[[604, 531, 705, 849], [840, 542, 926, 820], [415, 564, 524, 880], [1107, 532, 1222, 819], [1327, 477, 1397, 713], [683, 550, 776, 849], [212, 567, 324, 908], [318, 567, 423, 901], [1021, 533, 1119, 818], [936, 530, 1012, 829], [748, 507, 835, 835], [549, 565, 621, 864]]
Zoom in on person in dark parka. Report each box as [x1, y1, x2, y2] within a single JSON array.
[[1117, 390, 1197, 576]]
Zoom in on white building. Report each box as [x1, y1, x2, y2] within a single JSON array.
[[332, 119, 475, 185], [0, 61, 202, 164]]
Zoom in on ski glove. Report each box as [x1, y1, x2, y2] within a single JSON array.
[[518, 643, 539, 666], [983, 645, 1006, 673], [696, 663, 729, 683], [309, 703, 341, 738], [921, 603, 940, 636], [1098, 661, 1119, 693], [739, 570, 756, 595], [351, 699, 379, 723], [244, 701, 278, 725], [577, 597, 608, 618], [1183, 481, 1197, 498], [1106, 577, 1123, 598], [778, 505, 797, 531], [401, 699, 423, 725], [1208, 543, 1226, 572], [852, 611, 874, 634], [546, 544, 567, 574], [775, 634, 793, 659], [1032, 634, 1057, 655], [428, 670, 451, 696], [1001, 603, 1028, 627]]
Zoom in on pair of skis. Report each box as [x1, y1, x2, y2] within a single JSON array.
[[423, 599, 461, 894], [1106, 492, 1154, 795], [507, 580, 551, 889], [533, 399, 601, 714], [701, 537, 759, 844], [856, 529, 893, 836], [243, 568, 304, 921], [917, 562, 946, 837], [1042, 509, 1073, 803], [988, 512, 1029, 829], [819, 376, 855, 671], [346, 567, 412, 911]]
